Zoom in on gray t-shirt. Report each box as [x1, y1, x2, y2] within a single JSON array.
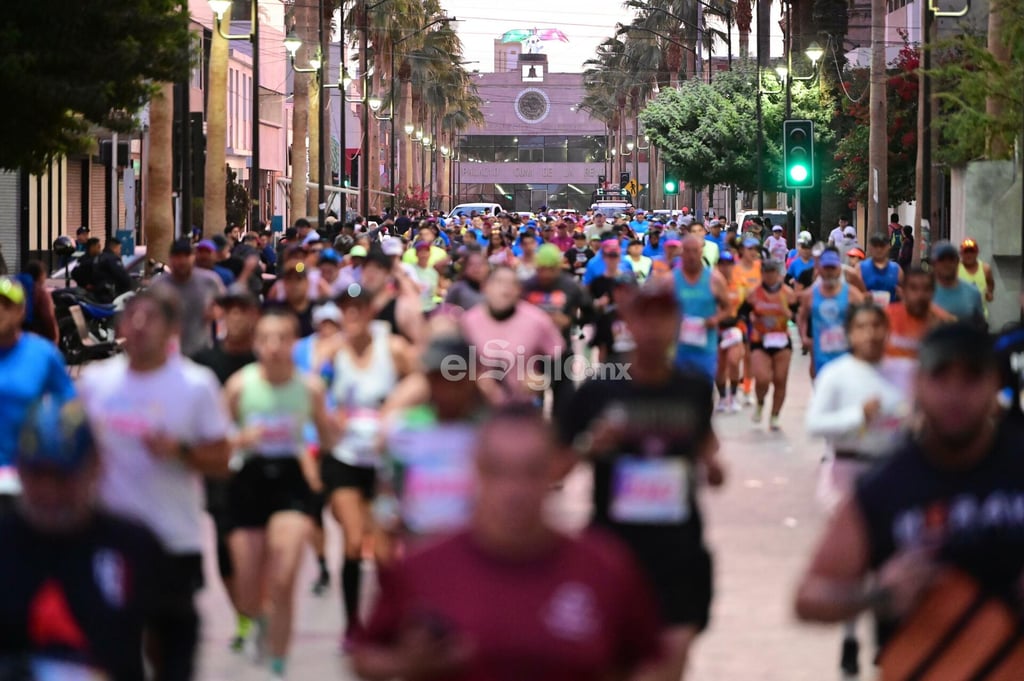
[[151, 269, 225, 357]]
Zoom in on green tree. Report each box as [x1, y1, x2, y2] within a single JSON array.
[[929, 0, 1024, 165], [831, 43, 919, 205], [0, 0, 191, 172]]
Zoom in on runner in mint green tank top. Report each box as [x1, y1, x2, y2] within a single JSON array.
[[223, 309, 334, 678]]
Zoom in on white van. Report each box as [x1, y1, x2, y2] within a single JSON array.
[[447, 203, 504, 220]]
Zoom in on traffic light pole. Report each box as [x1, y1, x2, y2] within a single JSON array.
[[794, 188, 801, 236]]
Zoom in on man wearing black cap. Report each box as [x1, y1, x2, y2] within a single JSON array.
[[931, 240, 985, 328], [0, 399, 164, 681], [74, 226, 90, 252], [795, 323, 1024, 678], [150, 238, 225, 357]]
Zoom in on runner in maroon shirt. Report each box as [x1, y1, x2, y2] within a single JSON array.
[[353, 404, 663, 681]]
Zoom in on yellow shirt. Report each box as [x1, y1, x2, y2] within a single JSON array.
[[958, 261, 989, 318], [402, 245, 448, 267]]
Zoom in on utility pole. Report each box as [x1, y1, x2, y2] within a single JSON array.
[[358, 0, 370, 216], [868, 0, 888, 234]]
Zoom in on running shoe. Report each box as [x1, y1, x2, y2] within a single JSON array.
[[716, 396, 730, 413], [769, 415, 781, 431], [729, 398, 742, 413], [752, 404, 763, 423], [311, 569, 330, 597]]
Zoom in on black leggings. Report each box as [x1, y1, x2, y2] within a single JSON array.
[[147, 554, 203, 681]]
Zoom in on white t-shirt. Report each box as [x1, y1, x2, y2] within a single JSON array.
[[828, 226, 845, 246], [79, 354, 231, 554], [765, 235, 789, 262]]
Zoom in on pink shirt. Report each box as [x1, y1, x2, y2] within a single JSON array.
[[460, 302, 565, 398], [549, 235, 574, 252]]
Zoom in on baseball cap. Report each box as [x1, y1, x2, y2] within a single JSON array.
[[0, 277, 26, 305], [665, 239, 683, 248], [195, 239, 217, 252], [718, 251, 735, 263], [742, 237, 760, 249], [931, 240, 959, 260], [918, 323, 995, 375], [318, 248, 343, 265], [312, 301, 342, 326], [601, 240, 621, 254], [843, 226, 857, 237], [381, 239, 405, 257], [169, 238, 194, 256], [421, 333, 473, 373], [17, 399, 95, 474], [536, 243, 564, 268], [819, 250, 842, 268], [76, 226, 89, 235], [960, 238, 979, 252], [347, 245, 368, 259], [798, 230, 813, 245]]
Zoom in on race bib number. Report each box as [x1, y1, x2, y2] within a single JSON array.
[[679, 316, 709, 348], [871, 290, 892, 307], [248, 414, 298, 457], [341, 408, 382, 466], [763, 331, 790, 349], [819, 326, 848, 354], [610, 457, 689, 524], [402, 461, 473, 534], [720, 327, 743, 349]]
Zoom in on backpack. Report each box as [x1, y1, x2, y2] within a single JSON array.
[[889, 229, 903, 261]]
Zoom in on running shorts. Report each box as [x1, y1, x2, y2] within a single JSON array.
[[228, 456, 314, 529], [321, 456, 377, 501]]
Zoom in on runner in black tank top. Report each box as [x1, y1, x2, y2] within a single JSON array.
[[795, 324, 1024, 677]]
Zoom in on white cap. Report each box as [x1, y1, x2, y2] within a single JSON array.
[[843, 226, 857, 236], [312, 301, 342, 326], [381, 239, 405, 257], [798, 230, 813, 242], [302, 231, 322, 245], [772, 225, 783, 231]]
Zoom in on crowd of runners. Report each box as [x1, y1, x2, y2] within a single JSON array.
[[0, 204, 1021, 681]]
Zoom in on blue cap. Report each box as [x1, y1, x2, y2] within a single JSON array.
[[742, 237, 760, 249], [718, 251, 735, 263], [18, 399, 95, 473], [317, 248, 342, 265], [819, 250, 842, 268]]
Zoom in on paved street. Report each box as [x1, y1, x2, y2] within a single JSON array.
[[194, 348, 858, 680]]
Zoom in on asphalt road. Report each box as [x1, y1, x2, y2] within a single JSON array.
[[194, 347, 862, 680]]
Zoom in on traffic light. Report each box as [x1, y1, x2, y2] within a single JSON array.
[[619, 171, 630, 187], [663, 167, 680, 196], [783, 119, 814, 189]]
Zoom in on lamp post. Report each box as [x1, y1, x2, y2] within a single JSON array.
[[774, 41, 823, 231], [209, 0, 261, 229]]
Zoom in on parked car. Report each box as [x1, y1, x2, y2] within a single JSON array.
[[447, 203, 504, 220]]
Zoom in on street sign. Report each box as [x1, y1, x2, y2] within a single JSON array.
[[624, 179, 639, 196]]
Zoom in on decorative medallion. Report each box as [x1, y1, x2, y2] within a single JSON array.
[[515, 89, 550, 124]]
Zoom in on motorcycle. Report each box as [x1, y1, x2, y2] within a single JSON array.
[[51, 288, 134, 365]]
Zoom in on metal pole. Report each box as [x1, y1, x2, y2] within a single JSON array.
[[727, 9, 732, 71], [633, 115, 639, 210], [795, 187, 801, 234], [428, 121, 434, 210], [756, 88, 764, 217], [250, 0, 261, 229], [390, 42, 396, 205], [317, 0, 326, 227], [359, 0, 370, 216], [695, 1, 704, 219], [111, 132, 119, 236], [785, 1, 792, 120], [338, 7, 346, 223]]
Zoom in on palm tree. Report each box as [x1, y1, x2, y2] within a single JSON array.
[[145, 83, 175, 265], [204, 28, 229, 236], [286, 0, 316, 223], [735, 0, 752, 59]]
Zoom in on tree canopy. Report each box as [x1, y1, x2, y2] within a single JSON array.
[[640, 63, 835, 194], [0, 0, 192, 172]]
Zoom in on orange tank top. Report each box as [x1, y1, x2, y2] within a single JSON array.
[[885, 304, 930, 359], [736, 260, 762, 303], [748, 285, 789, 342]]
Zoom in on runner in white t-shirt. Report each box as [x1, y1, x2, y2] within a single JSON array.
[[79, 287, 232, 681]]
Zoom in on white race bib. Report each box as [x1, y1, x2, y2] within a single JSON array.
[[819, 326, 848, 354], [248, 414, 298, 458], [402, 461, 473, 534], [338, 408, 382, 466], [871, 290, 892, 307], [610, 457, 689, 524], [720, 327, 743, 349], [763, 331, 790, 349], [679, 316, 709, 347], [0, 466, 20, 495]]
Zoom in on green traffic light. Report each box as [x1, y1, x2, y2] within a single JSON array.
[[664, 181, 676, 193], [789, 165, 809, 183]]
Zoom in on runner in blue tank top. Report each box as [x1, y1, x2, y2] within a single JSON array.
[[673, 236, 729, 381], [859, 233, 904, 307], [798, 249, 866, 379]]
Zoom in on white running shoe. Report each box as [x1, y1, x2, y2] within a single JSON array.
[[729, 397, 743, 413], [716, 396, 730, 413], [752, 404, 763, 423], [770, 415, 781, 431]]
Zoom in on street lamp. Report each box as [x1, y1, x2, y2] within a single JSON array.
[[368, 96, 383, 112], [414, 129, 423, 141], [210, 0, 262, 229], [404, 123, 415, 135]]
